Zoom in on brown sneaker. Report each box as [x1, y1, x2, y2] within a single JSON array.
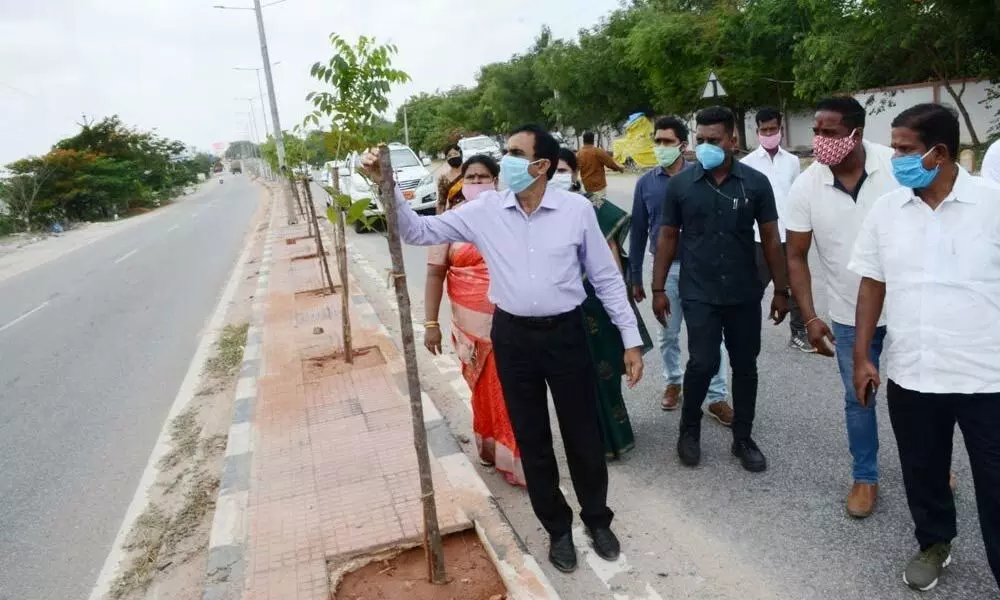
[[661, 385, 681, 411], [846, 483, 878, 518], [705, 401, 734, 427]]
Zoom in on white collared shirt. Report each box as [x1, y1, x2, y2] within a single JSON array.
[[785, 141, 898, 326], [741, 145, 801, 242], [849, 169, 1000, 394], [982, 139, 1000, 185]]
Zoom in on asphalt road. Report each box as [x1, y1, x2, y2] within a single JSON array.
[[0, 177, 260, 600], [336, 172, 999, 600]]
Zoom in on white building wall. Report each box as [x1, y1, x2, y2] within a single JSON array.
[[744, 79, 995, 152]]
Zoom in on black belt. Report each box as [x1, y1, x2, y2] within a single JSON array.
[[495, 306, 580, 329]]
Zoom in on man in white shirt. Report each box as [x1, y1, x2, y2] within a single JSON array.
[[785, 97, 899, 519], [741, 108, 807, 351], [982, 137, 1000, 184], [850, 103, 1000, 594]]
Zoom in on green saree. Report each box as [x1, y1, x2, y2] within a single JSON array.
[[580, 194, 654, 460]]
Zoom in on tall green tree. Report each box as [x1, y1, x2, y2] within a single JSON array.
[[535, 9, 653, 132], [794, 0, 1000, 146], [476, 27, 556, 132], [626, 0, 807, 147]]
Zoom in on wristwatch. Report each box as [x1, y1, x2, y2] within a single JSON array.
[[775, 288, 791, 298]]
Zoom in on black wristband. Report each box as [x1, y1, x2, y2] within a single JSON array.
[[651, 289, 665, 293]]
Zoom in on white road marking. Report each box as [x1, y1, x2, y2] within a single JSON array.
[[0, 301, 50, 334], [572, 525, 664, 600], [192, 212, 200, 219], [167, 225, 179, 232], [113, 249, 138, 264]]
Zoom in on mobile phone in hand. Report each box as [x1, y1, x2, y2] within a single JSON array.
[[864, 380, 876, 406]]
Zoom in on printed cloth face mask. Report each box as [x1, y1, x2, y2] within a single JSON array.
[[813, 129, 859, 166]]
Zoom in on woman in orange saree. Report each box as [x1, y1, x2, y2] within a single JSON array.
[[423, 155, 525, 486]]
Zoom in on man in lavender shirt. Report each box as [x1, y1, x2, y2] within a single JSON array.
[[362, 125, 644, 574]]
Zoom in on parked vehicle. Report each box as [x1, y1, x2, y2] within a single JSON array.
[[458, 135, 503, 162], [413, 172, 438, 213], [342, 143, 433, 232]]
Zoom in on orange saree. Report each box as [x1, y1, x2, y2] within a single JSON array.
[[428, 241, 525, 486]]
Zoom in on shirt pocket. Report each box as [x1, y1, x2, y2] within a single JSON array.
[[544, 242, 580, 285], [951, 235, 1000, 283], [683, 194, 713, 234]]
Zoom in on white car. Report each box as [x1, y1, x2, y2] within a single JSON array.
[[412, 172, 439, 214], [459, 135, 503, 163], [341, 143, 433, 232]]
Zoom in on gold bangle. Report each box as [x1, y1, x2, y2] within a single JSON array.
[[804, 316, 822, 328], [424, 321, 440, 329]]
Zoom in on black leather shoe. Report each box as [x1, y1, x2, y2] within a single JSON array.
[[732, 437, 767, 472], [549, 532, 577, 573], [677, 427, 701, 467], [586, 526, 621, 561]]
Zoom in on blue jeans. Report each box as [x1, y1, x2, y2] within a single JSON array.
[[832, 321, 887, 484], [661, 261, 728, 402]]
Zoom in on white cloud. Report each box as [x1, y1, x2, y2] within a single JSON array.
[[0, 0, 622, 164]]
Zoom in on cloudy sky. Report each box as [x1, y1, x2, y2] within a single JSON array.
[[0, 0, 625, 164]]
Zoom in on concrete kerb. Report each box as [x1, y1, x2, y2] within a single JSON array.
[[308, 201, 560, 599], [201, 184, 279, 600]]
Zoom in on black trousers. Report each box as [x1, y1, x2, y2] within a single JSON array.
[[680, 299, 762, 440], [887, 380, 1000, 588], [491, 307, 613, 537], [755, 242, 804, 335]]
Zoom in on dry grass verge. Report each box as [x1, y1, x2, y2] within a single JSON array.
[[108, 321, 249, 600]]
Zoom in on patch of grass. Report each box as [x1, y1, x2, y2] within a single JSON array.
[[204, 322, 249, 378], [109, 467, 221, 600], [109, 505, 170, 599], [163, 469, 219, 552], [157, 406, 200, 471]]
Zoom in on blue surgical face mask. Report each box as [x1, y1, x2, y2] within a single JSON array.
[[500, 155, 542, 193], [695, 143, 726, 170], [892, 148, 939, 189]]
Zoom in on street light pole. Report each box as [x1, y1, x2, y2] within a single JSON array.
[[218, 1, 292, 210], [252, 0, 285, 168], [403, 103, 409, 147]]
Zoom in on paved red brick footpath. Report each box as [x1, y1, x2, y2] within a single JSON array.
[[240, 193, 470, 599], [202, 186, 558, 600]]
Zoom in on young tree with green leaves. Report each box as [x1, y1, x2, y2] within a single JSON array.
[[306, 34, 447, 583]]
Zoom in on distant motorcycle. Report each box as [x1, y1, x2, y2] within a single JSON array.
[[219, 177, 224, 184]]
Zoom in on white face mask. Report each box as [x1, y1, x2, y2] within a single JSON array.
[[551, 172, 574, 191]]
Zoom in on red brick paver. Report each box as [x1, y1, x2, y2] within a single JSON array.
[[244, 197, 468, 599]]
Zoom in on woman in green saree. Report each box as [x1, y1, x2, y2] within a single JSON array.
[[555, 148, 654, 459]]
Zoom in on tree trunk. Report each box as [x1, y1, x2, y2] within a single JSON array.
[[292, 179, 311, 237], [377, 144, 447, 585], [941, 79, 981, 148], [329, 171, 353, 363], [735, 106, 748, 152], [302, 178, 337, 300]]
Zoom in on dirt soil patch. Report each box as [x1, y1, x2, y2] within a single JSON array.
[[334, 529, 506, 600], [302, 345, 385, 380]]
